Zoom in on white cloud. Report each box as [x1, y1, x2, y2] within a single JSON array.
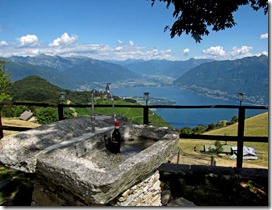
[[183, 48, 190, 55], [230, 46, 253, 58], [49, 33, 78, 47], [17, 34, 39, 46], [129, 40, 134, 46], [115, 46, 123, 51], [260, 33, 268, 39], [202, 46, 226, 57], [0, 36, 266, 61], [0, 41, 8, 46], [262, 51, 268, 56], [198, 45, 257, 60], [144, 48, 172, 60]]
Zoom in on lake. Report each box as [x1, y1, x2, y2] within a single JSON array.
[[112, 86, 267, 128]]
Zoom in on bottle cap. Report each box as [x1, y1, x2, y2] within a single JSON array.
[[114, 120, 120, 127]]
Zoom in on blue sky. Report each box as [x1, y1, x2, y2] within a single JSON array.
[[0, 0, 269, 60]]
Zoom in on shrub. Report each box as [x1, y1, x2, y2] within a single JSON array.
[[36, 107, 58, 124]]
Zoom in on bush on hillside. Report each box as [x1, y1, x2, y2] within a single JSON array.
[[35, 107, 58, 124]]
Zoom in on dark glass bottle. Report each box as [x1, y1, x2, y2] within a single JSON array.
[[110, 120, 121, 153]]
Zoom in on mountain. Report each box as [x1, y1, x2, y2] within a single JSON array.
[[6, 55, 142, 89], [121, 58, 213, 77], [65, 59, 142, 83], [173, 55, 268, 105], [2, 54, 269, 105], [9, 54, 73, 71], [5, 60, 78, 89], [8, 75, 65, 103]]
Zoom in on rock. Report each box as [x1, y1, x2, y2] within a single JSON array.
[[34, 128, 178, 205], [0, 116, 126, 173], [167, 197, 196, 206], [0, 115, 179, 205], [161, 190, 171, 206]]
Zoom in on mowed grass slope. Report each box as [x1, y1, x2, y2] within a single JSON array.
[[205, 112, 268, 137], [177, 112, 269, 168]]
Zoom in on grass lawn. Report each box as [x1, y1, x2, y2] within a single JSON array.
[[176, 112, 269, 168]]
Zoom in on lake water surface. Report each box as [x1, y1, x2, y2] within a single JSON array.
[[112, 86, 266, 128]]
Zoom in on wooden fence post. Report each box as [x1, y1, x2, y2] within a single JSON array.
[[236, 106, 245, 168], [58, 104, 64, 121], [143, 106, 149, 124]]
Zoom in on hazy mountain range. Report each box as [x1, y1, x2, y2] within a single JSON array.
[[4, 54, 142, 89], [174, 55, 268, 105], [1, 54, 268, 105], [113, 58, 213, 77]]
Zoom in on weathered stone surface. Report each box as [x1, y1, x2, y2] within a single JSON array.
[[0, 115, 179, 206], [161, 190, 171, 206], [113, 171, 162, 206], [167, 197, 196, 206], [34, 124, 178, 205], [0, 115, 125, 173]]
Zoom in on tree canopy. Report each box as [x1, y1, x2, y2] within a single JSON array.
[[151, 0, 268, 42], [0, 61, 12, 102]]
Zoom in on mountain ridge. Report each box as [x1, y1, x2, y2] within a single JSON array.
[[5, 55, 142, 89], [1, 54, 268, 105], [173, 55, 268, 105], [121, 58, 213, 77]]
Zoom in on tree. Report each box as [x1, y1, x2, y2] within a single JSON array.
[[192, 124, 207, 134], [0, 60, 12, 102], [230, 115, 238, 124], [214, 140, 223, 153], [36, 107, 58, 124], [151, 0, 268, 42], [207, 123, 216, 131], [180, 126, 193, 134]]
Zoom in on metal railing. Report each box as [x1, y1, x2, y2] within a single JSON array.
[[0, 101, 268, 168]]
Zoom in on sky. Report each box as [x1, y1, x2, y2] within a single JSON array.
[[0, 0, 269, 61]]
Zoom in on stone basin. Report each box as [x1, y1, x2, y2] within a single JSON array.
[[35, 124, 179, 205], [0, 115, 179, 205]]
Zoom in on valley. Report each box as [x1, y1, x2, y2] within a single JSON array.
[[3, 54, 268, 106]]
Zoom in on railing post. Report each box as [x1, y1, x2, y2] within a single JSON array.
[[236, 106, 245, 168], [58, 104, 64, 121], [0, 107, 3, 139], [177, 148, 180, 164], [143, 106, 149, 124], [211, 155, 216, 166]]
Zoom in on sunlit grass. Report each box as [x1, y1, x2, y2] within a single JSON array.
[[204, 112, 268, 137], [177, 112, 269, 168]]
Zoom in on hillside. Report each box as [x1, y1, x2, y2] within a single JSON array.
[[122, 58, 213, 77], [5, 76, 170, 127], [6, 55, 142, 89], [7, 75, 65, 103], [2, 54, 268, 106], [9, 54, 87, 71], [204, 112, 268, 137], [65, 59, 142, 83], [173, 55, 268, 105], [5, 60, 78, 89], [176, 112, 268, 168]]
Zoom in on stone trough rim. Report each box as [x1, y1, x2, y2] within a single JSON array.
[[34, 124, 179, 205]]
